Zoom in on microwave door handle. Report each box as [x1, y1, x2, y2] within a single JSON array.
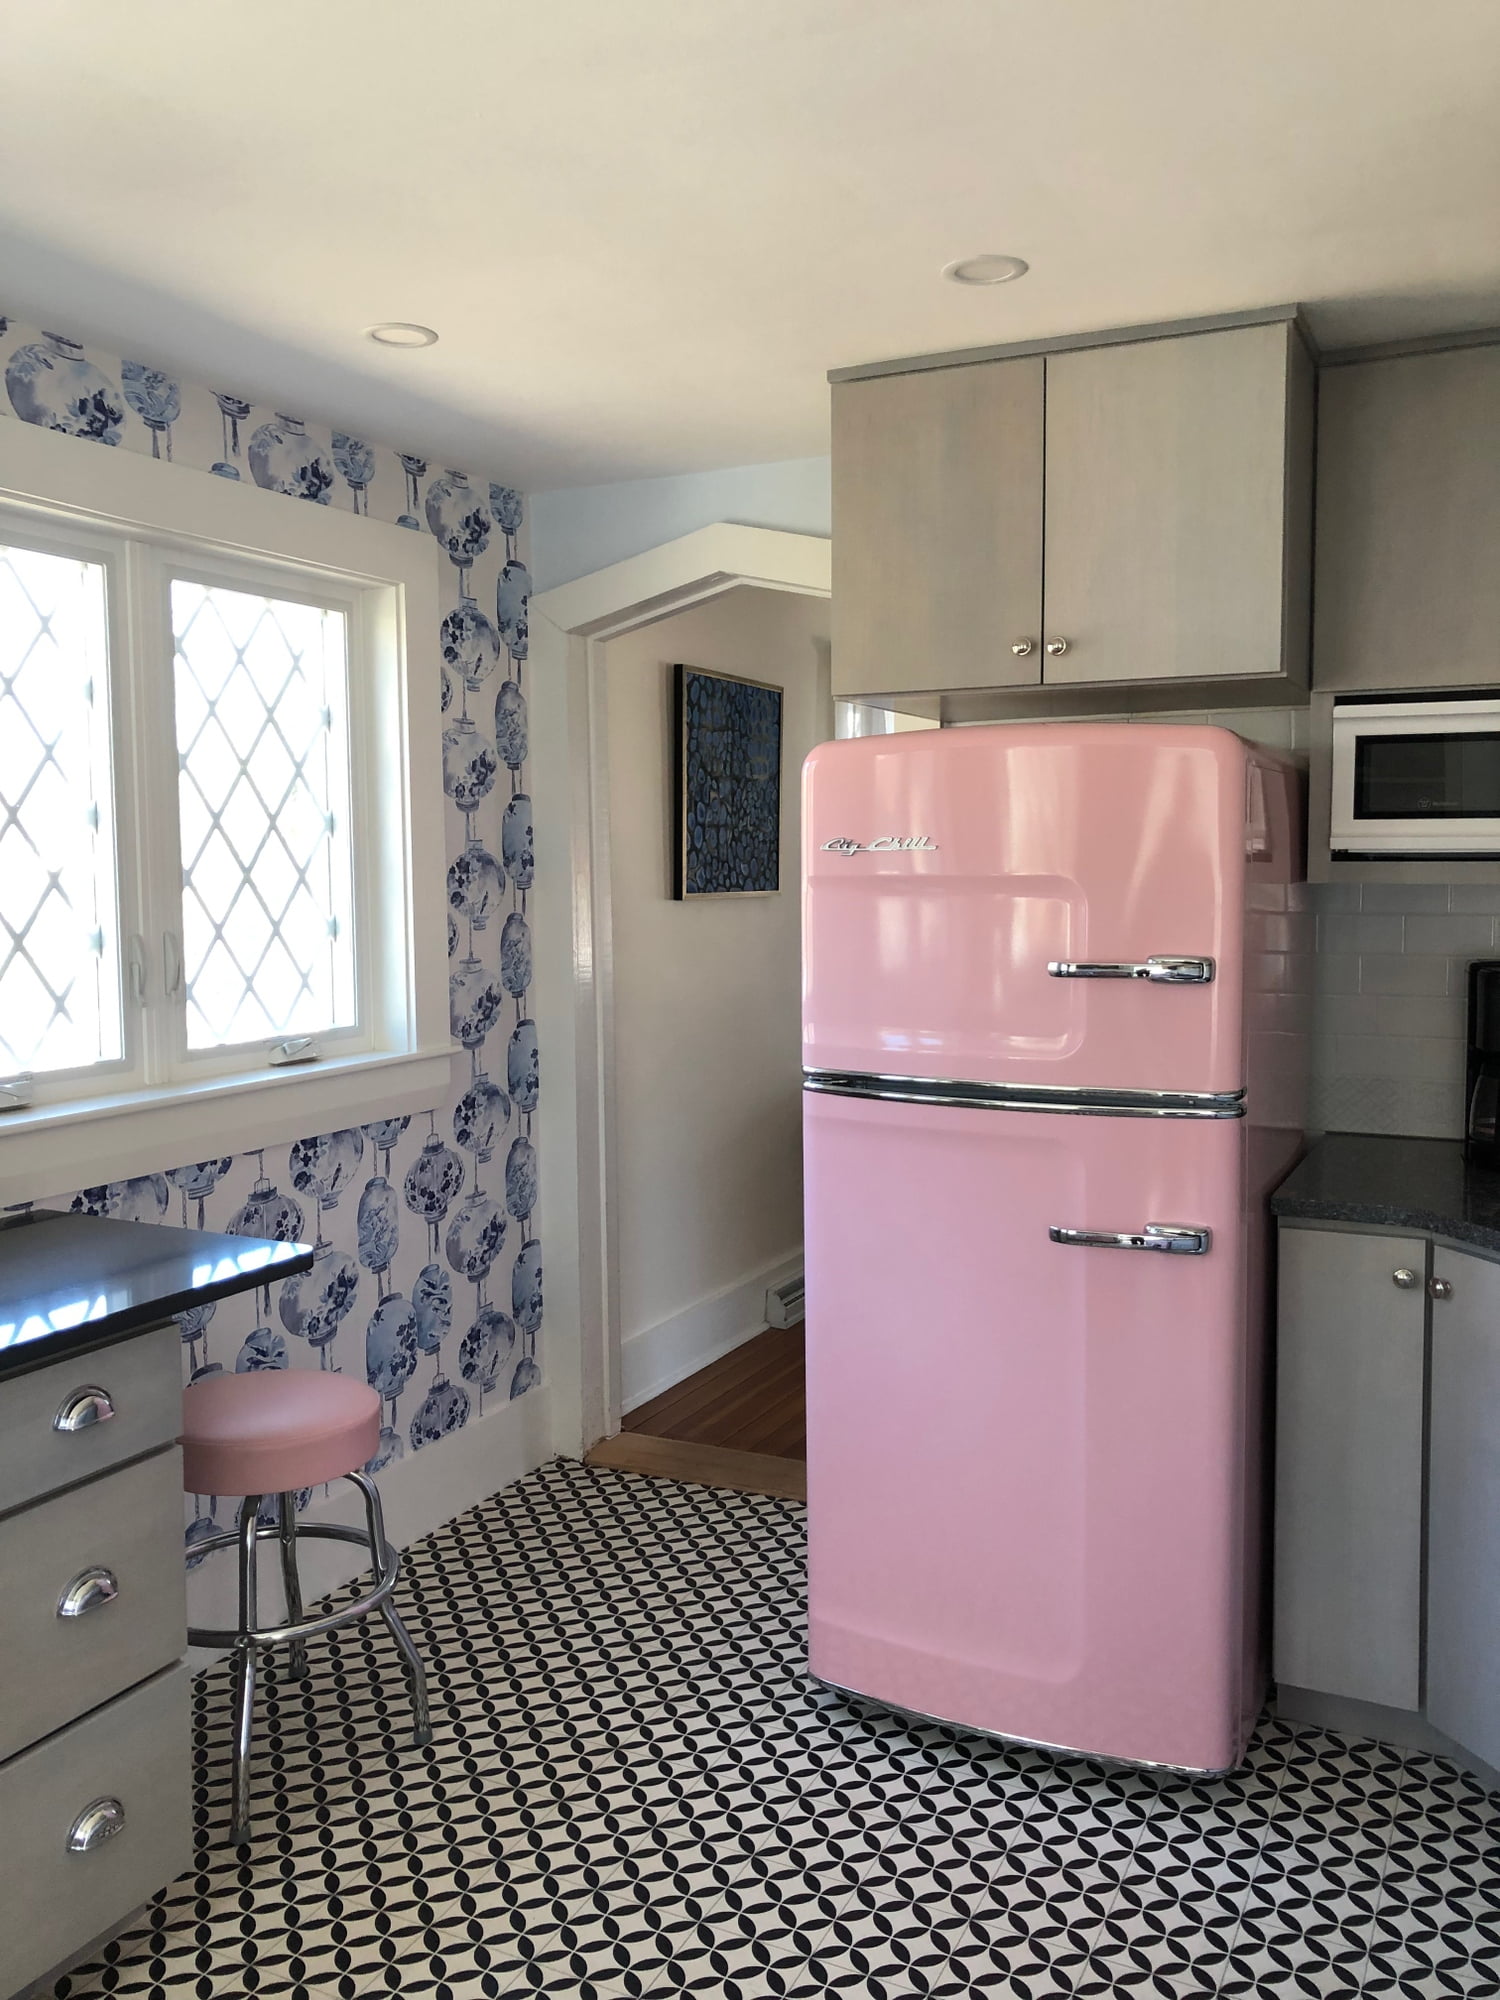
[[1047, 956, 1214, 985]]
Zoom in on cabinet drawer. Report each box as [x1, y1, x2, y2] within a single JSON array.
[[0, 1447, 186, 1764], [0, 1323, 180, 1517], [0, 1663, 191, 2000]]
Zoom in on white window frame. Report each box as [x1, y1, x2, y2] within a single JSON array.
[[0, 420, 451, 1204]]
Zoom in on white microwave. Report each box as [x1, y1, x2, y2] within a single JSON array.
[[1330, 695, 1500, 856]]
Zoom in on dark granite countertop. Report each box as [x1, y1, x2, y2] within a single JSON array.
[[0, 1208, 313, 1381], [1271, 1133, 1500, 1254]]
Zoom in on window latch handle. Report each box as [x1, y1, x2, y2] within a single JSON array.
[[163, 930, 183, 998], [128, 934, 148, 1005]]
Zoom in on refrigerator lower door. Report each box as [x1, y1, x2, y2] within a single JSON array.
[[804, 1089, 1252, 1773]]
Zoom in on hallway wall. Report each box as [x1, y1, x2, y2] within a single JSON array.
[[529, 458, 830, 591], [604, 585, 832, 1408]]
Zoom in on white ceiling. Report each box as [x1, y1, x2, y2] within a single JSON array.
[[4, 0, 1499, 490]]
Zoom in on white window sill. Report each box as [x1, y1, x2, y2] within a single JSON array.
[[0, 1048, 455, 1208]]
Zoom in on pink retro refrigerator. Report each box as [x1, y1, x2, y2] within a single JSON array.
[[802, 723, 1307, 1773]]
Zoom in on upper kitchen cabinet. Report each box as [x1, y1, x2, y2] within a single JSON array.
[[831, 356, 1044, 698], [831, 312, 1314, 707], [1314, 342, 1500, 692], [1041, 321, 1312, 690]]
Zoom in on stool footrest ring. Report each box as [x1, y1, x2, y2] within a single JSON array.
[[190, 1466, 430, 1847], [187, 1520, 401, 1652]]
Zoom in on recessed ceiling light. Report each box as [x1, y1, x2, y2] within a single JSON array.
[[366, 322, 439, 348], [943, 255, 1029, 287]]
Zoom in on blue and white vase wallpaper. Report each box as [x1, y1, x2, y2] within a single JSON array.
[[0, 310, 541, 1548]]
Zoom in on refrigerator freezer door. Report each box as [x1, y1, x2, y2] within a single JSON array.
[[803, 723, 1261, 1097], [804, 1089, 1251, 1772]]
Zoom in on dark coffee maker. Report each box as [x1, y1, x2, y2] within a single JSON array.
[[1466, 960, 1500, 1166]]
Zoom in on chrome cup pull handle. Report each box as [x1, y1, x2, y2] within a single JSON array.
[[66, 1797, 126, 1853], [57, 1567, 120, 1619], [53, 1386, 116, 1433], [1047, 956, 1215, 985], [1050, 1223, 1213, 1255]]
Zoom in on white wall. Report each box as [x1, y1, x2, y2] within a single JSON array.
[[605, 585, 832, 1408], [530, 457, 830, 592]]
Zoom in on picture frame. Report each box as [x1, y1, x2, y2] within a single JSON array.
[[672, 663, 784, 898]]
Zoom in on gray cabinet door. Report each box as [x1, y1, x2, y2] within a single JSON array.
[[831, 358, 1044, 698], [1273, 1225, 1426, 1708], [1314, 345, 1500, 692], [1428, 1243, 1500, 1771], [1042, 321, 1311, 688]]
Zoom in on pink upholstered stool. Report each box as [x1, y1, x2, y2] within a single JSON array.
[[181, 1371, 431, 1847]]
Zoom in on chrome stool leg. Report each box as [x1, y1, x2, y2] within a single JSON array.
[[277, 1491, 309, 1680], [229, 1493, 262, 1848], [347, 1469, 433, 1747], [189, 1474, 433, 1845]]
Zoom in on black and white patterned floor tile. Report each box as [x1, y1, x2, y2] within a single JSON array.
[[49, 1460, 1500, 2000]]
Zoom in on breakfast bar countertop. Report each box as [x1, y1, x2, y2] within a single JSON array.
[[0, 1207, 313, 1382], [1271, 1132, 1500, 1257]]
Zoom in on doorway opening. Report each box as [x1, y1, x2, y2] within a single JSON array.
[[583, 580, 825, 1498], [530, 527, 832, 1495]]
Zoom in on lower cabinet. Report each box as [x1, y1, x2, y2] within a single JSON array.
[[1275, 1223, 1500, 1780], [1428, 1244, 1500, 1772], [1274, 1226, 1426, 1709]]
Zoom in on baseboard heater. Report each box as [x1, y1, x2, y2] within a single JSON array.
[[765, 1274, 805, 1329]]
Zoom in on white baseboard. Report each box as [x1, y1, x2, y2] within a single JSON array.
[[620, 1252, 802, 1413], [186, 1383, 553, 1657]]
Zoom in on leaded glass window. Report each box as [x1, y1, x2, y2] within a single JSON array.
[[0, 542, 121, 1077], [171, 581, 356, 1049]]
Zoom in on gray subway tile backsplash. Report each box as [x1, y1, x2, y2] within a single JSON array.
[[1331, 1033, 1459, 1083], [1316, 953, 1361, 995], [1316, 912, 1406, 956], [1357, 953, 1451, 997], [1315, 994, 1383, 1037], [1401, 912, 1498, 956], [1303, 879, 1489, 1141], [1308, 882, 1361, 913], [1372, 992, 1465, 1041], [1357, 883, 1451, 914]]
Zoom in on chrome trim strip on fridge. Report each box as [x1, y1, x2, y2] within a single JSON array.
[[810, 1672, 1243, 1779], [802, 1069, 1246, 1119]]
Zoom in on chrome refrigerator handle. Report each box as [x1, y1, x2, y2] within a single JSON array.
[[1049, 1223, 1213, 1255], [1047, 956, 1215, 985]]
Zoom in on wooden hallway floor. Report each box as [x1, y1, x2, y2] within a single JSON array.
[[626, 1323, 806, 1458], [585, 1324, 807, 1501]]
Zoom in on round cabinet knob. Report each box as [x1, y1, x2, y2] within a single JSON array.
[[1392, 1268, 1419, 1289], [1011, 638, 1035, 657], [1045, 638, 1070, 657], [1430, 1278, 1454, 1301]]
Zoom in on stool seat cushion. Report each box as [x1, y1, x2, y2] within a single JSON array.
[[181, 1371, 380, 1497]]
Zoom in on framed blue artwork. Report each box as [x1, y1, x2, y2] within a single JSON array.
[[673, 664, 783, 898]]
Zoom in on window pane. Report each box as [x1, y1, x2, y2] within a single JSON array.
[[171, 581, 356, 1049], [0, 544, 121, 1076]]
